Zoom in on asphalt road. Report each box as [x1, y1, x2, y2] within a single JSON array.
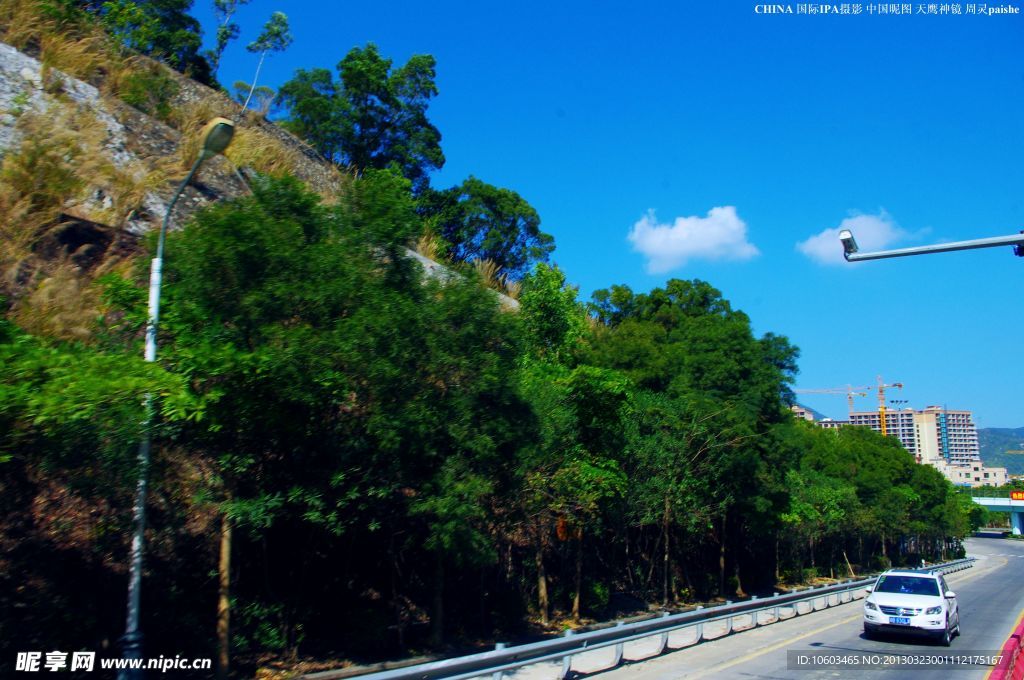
[[503, 534, 1024, 680]]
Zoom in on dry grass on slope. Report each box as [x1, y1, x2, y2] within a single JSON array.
[[0, 108, 143, 340], [172, 99, 308, 180]]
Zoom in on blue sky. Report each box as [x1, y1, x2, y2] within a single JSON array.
[[194, 1, 1024, 428]]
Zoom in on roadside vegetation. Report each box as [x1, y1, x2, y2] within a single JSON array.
[[0, 2, 987, 677]]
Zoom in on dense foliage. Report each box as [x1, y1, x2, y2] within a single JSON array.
[[95, 0, 216, 84], [0, 174, 980, 674], [277, 44, 444, 195], [418, 178, 555, 280], [0, 7, 985, 677]]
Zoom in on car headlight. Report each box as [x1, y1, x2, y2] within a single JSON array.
[[926, 606, 943, 615], [865, 601, 878, 611]]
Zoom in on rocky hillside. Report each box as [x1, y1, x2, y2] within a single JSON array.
[[0, 32, 515, 325]]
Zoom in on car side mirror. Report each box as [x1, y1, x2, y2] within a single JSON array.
[[944, 591, 956, 599], [865, 586, 873, 593]]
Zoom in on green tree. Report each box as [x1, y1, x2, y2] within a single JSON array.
[[584, 278, 800, 596], [99, 0, 215, 84], [275, 67, 343, 158], [126, 172, 533, 657], [207, 0, 249, 76], [240, 11, 292, 112], [231, 80, 274, 116], [624, 390, 729, 603], [518, 364, 627, 622], [277, 44, 445, 193], [518, 263, 584, 362], [0, 315, 193, 472], [781, 469, 858, 573], [419, 177, 555, 280]]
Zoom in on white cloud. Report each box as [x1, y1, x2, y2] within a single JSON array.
[[627, 206, 759, 273], [797, 210, 908, 265]]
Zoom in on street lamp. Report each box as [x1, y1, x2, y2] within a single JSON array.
[[840, 228, 1024, 262], [120, 118, 234, 678]]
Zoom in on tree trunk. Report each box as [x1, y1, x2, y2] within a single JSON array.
[[535, 542, 549, 625], [625, 532, 635, 589], [430, 552, 444, 647], [391, 537, 404, 649], [479, 568, 486, 629], [774, 537, 780, 583], [216, 513, 232, 680], [241, 51, 267, 112], [842, 550, 856, 578], [662, 496, 670, 606], [718, 512, 727, 597], [572, 527, 583, 622], [681, 555, 694, 598]]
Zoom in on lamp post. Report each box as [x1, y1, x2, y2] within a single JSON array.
[[120, 118, 234, 679], [840, 229, 1024, 262]]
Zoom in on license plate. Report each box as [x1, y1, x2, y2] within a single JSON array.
[[889, 617, 911, 625]]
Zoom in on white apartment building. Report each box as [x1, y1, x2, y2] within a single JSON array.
[[940, 461, 1007, 487], [850, 406, 982, 466], [790, 405, 815, 421], [849, 409, 919, 457]]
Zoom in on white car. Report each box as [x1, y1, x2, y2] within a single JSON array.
[[862, 569, 960, 646]]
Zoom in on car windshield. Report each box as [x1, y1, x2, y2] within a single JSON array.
[[874, 575, 940, 596]]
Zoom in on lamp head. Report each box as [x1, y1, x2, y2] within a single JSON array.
[[839, 229, 858, 259], [198, 117, 235, 158]]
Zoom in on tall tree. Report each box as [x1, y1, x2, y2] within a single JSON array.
[[144, 171, 532, 657], [584, 278, 800, 596], [231, 81, 274, 116], [276, 68, 343, 158], [277, 43, 445, 193], [207, 0, 250, 76], [418, 177, 555, 280], [99, 0, 215, 84], [241, 11, 292, 112]]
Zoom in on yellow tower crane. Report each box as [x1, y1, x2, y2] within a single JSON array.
[[793, 385, 870, 417], [876, 375, 904, 437]]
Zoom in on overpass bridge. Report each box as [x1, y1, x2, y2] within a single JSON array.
[[972, 495, 1024, 535]]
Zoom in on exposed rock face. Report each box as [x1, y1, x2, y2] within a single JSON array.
[[0, 40, 517, 309], [164, 68, 343, 197], [0, 41, 247, 236]]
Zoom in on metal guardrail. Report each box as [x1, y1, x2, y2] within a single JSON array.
[[304, 557, 976, 680]]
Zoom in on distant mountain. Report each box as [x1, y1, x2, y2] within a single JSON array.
[[978, 427, 1024, 475]]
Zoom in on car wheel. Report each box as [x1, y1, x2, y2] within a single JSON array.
[[864, 624, 876, 640], [940, 618, 952, 647], [954, 612, 961, 636]]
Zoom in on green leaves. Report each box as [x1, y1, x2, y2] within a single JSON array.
[[0, 318, 194, 473], [240, 11, 292, 111], [246, 11, 291, 54], [519, 263, 585, 361], [410, 459, 496, 565], [419, 177, 555, 279], [99, 0, 214, 85], [277, 43, 444, 193]]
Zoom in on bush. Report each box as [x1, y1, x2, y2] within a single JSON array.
[[114, 62, 177, 121], [585, 581, 610, 611]]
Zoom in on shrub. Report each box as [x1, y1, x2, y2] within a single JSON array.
[[112, 60, 178, 121]]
